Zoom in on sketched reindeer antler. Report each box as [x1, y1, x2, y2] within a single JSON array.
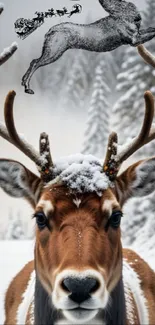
[[0, 91, 53, 182], [103, 91, 155, 180], [0, 4, 17, 65], [21, 0, 155, 94]]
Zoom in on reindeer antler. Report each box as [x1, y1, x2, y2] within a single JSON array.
[[103, 132, 119, 181], [39, 132, 54, 182], [137, 45, 155, 68], [0, 4, 17, 65], [4, 91, 40, 163], [0, 91, 54, 182], [104, 91, 155, 180]]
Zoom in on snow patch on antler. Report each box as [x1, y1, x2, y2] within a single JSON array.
[[116, 137, 134, 157], [46, 154, 113, 195], [0, 42, 18, 66], [0, 42, 18, 64]]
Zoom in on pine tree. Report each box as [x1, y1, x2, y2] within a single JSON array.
[[82, 57, 110, 158], [113, 0, 155, 157], [5, 210, 28, 240], [114, 0, 155, 249], [122, 194, 155, 264], [63, 50, 94, 111], [36, 50, 74, 108]]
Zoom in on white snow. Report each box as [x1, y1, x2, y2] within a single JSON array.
[[40, 138, 46, 145], [46, 154, 112, 195], [0, 42, 18, 61]]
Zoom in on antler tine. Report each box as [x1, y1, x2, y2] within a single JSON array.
[[117, 91, 155, 164], [103, 132, 119, 181], [137, 45, 155, 68], [104, 132, 118, 167], [0, 4, 17, 66], [4, 90, 41, 165], [39, 132, 54, 182]]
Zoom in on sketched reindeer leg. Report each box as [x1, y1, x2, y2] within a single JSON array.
[[21, 24, 71, 94], [21, 0, 155, 94]]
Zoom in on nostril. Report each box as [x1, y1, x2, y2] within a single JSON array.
[[61, 279, 71, 293], [90, 279, 100, 294]]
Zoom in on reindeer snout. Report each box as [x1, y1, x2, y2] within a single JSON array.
[[61, 277, 100, 304]]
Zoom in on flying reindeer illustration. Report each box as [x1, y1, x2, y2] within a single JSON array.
[[22, 0, 155, 94], [33, 12, 45, 24], [68, 4, 82, 18], [44, 8, 56, 18], [56, 7, 68, 17]]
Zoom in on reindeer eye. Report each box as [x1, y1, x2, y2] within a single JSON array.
[[109, 211, 122, 229], [34, 212, 47, 230]]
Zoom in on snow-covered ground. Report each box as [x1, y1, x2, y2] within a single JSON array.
[[0, 240, 154, 324]]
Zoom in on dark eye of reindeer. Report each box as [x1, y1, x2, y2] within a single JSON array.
[[34, 212, 47, 230], [109, 211, 123, 229]]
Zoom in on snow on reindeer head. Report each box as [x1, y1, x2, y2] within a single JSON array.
[[1, 90, 155, 324]]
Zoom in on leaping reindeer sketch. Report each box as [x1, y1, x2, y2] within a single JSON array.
[[22, 0, 155, 94], [68, 4, 82, 18]]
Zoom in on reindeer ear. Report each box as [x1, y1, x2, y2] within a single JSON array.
[[0, 159, 41, 207], [116, 158, 155, 205]]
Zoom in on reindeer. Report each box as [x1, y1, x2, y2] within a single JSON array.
[[56, 7, 68, 17], [0, 5, 17, 65], [21, 0, 155, 94], [68, 4, 82, 18], [1, 89, 155, 324], [33, 12, 45, 24], [44, 9, 56, 18]]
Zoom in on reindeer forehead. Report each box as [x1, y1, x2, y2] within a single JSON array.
[[37, 185, 118, 215]]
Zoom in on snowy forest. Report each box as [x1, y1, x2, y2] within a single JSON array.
[[0, 0, 155, 257]]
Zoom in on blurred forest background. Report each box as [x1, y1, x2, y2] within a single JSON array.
[[0, 0, 155, 255]]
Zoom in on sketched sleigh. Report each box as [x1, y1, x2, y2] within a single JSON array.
[[22, 0, 155, 94]]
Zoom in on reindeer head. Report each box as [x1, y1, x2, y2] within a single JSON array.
[[1, 91, 155, 323]]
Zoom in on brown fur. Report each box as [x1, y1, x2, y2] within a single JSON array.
[[4, 160, 155, 324], [124, 249, 155, 324], [4, 261, 34, 325]]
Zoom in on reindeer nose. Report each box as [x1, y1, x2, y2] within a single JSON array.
[[61, 277, 100, 304]]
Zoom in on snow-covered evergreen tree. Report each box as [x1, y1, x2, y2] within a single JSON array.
[[5, 210, 30, 240], [82, 58, 110, 158], [114, 0, 155, 250], [63, 50, 91, 111], [113, 0, 155, 157], [35, 50, 74, 107]]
